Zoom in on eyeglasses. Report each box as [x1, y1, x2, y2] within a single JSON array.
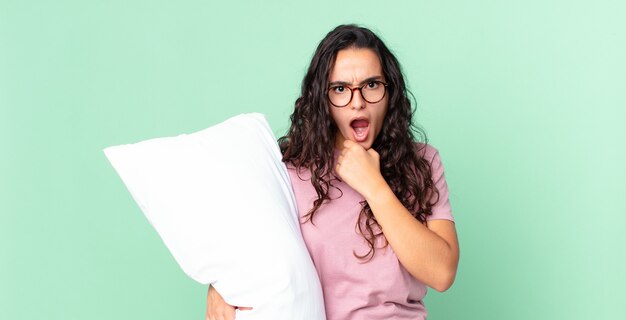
[[327, 80, 389, 107]]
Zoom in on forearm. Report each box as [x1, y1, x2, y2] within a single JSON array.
[[364, 182, 458, 291]]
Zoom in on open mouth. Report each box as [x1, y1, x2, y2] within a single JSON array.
[[350, 118, 370, 142]]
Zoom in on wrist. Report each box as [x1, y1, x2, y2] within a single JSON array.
[[362, 175, 390, 201]]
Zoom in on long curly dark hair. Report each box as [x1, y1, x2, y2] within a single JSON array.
[[278, 24, 440, 261]]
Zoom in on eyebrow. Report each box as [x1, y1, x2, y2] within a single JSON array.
[[328, 75, 384, 87]]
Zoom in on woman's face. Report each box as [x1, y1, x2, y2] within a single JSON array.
[[328, 47, 389, 150]]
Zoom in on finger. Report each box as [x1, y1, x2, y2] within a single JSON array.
[[237, 307, 253, 311]]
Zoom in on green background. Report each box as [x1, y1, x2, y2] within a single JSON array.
[[2, 0, 625, 319]]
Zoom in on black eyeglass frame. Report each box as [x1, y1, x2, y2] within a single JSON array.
[[327, 81, 389, 108]]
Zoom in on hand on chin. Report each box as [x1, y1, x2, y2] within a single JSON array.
[[335, 139, 385, 199]]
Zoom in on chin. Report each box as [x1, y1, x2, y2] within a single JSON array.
[[355, 139, 374, 150]]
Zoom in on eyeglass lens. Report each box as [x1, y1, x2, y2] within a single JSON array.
[[328, 82, 386, 107]]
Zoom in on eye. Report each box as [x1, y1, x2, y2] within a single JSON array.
[[366, 81, 379, 89], [331, 86, 346, 93]]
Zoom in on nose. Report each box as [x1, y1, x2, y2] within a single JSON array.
[[350, 88, 366, 110]]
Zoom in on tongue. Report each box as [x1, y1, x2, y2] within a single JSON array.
[[354, 127, 367, 135]]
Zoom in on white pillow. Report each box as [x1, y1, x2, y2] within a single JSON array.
[[104, 113, 325, 320]]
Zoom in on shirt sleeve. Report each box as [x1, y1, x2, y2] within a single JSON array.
[[422, 144, 455, 222]]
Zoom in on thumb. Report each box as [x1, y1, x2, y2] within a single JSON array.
[[367, 148, 379, 158]]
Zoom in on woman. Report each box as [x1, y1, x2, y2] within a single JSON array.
[[207, 24, 459, 320]]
